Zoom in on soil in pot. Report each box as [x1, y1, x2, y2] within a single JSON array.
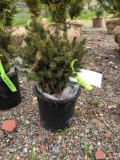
[[0, 68, 21, 110], [33, 84, 81, 131]]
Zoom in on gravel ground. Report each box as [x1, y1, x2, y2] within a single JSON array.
[[0, 21, 120, 160]]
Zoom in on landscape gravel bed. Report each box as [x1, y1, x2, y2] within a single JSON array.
[[0, 22, 120, 160]]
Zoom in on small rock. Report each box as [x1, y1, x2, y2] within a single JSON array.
[[58, 135, 62, 143], [21, 130, 27, 134], [114, 66, 118, 69], [108, 154, 114, 159], [40, 144, 45, 151], [95, 150, 106, 160], [104, 131, 112, 138], [72, 157, 76, 160], [96, 57, 102, 60], [0, 130, 4, 139], [99, 113, 104, 117], [85, 66, 92, 70], [80, 133, 84, 137], [26, 120, 30, 124], [0, 156, 3, 160], [85, 129, 89, 133], [38, 132, 43, 137], [62, 143, 66, 148], [81, 144, 85, 149], [36, 120, 41, 127], [97, 142, 101, 146], [23, 148, 27, 153], [65, 149, 69, 154], [86, 46, 91, 49], [75, 106, 80, 110], [84, 155, 88, 160], [1, 120, 17, 132], [109, 55, 115, 58], [98, 53, 109, 58], [18, 146, 23, 150], [52, 145, 61, 154], [107, 61, 115, 65], [74, 138, 78, 143], [19, 152, 24, 157], [9, 148, 16, 153], [89, 145, 94, 150], [108, 105, 117, 109], [80, 92, 86, 97], [21, 40, 27, 47], [33, 97, 37, 101]]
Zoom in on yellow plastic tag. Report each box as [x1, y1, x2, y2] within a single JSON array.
[[70, 60, 93, 90], [76, 76, 93, 90], [0, 60, 17, 92]]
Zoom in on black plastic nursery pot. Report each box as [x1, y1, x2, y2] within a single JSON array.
[[33, 84, 81, 131], [0, 68, 21, 110]]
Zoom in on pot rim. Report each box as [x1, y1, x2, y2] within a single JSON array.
[[33, 84, 81, 104], [0, 67, 19, 83]]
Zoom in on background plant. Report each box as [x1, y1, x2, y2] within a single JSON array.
[[0, 0, 18, 26], [95, 7, 104, 18], [24, 0, 42, 18], [97, 0, 120, 18], [41, 0, 84, 23]]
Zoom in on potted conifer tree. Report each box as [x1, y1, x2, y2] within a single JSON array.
[[0, 15, 21, 110], [21, 0, 86, 131], [92, 7, 104, 28]]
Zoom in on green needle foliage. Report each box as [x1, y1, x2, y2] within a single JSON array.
[[94, 7, 104, 18], [0, 26, 13, 73], [24, 0, 42, 17], [97, 0, 120, 18], [21, 0, 86, 94], [0, 1, 18, 73], [0, 0, 18, 26], [68, 0, 84, 19], [41, 0, 84, 23]]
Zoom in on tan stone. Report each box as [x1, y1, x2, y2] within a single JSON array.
[[105, 18, 120, 34], [46, 23, 83, 45], [113, 26, 120, 48], [68, 19, 84, 27], [11, 26, 27, 47], [67, 26, 82, 44], [27, 18, 48, 30], [27, 19, 83, 45]]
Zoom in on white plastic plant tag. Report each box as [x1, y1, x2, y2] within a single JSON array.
[[70, 69, 102, 88]]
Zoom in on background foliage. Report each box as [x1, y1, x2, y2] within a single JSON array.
[[97, 0, 120, 18], [0, 0, 18, 26]]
